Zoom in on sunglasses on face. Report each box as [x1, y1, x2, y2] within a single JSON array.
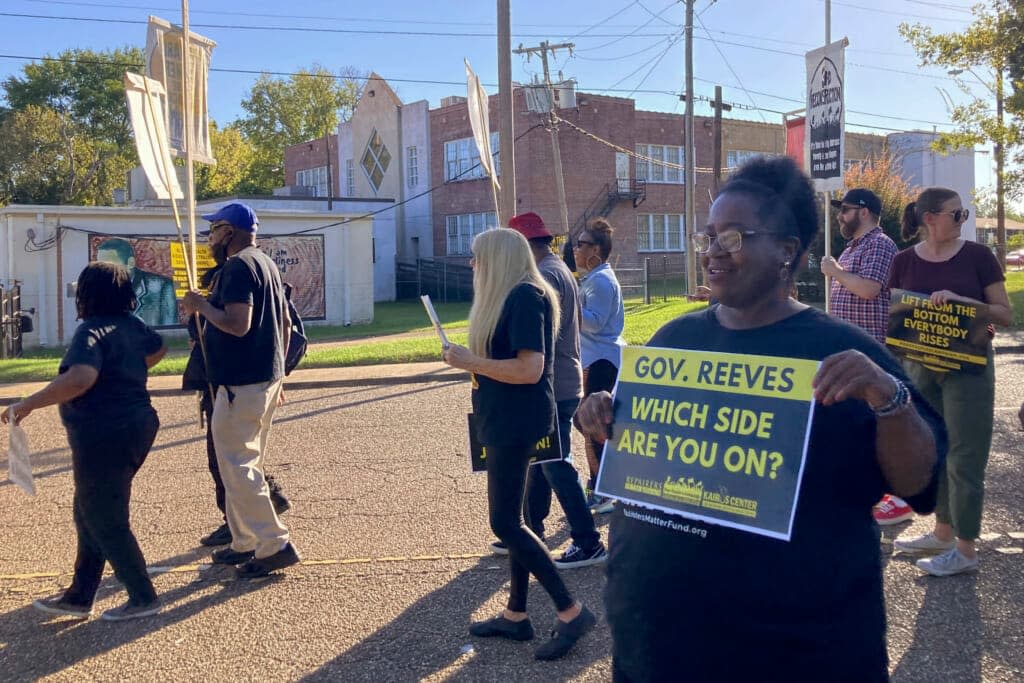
[[573, 239, 596, 249], [936, 208, 969, 223], [209, 221, 233, 234], [691, 228, 777, 254], [839, 205, 863, 214]]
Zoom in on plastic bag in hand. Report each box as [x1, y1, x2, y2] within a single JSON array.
[[7, 423, 35, 496]]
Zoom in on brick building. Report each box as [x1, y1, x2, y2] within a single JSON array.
[[283, 134, 340, 198]]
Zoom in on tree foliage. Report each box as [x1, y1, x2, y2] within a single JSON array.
[[237, 65, 361, 193], [899, 1, 1024, 198], [839, 150, 920, 251], [195, 122, 259, 200], [0, 47, 142, 205]]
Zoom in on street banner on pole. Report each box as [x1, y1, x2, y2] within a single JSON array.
[[805, 39, 847, 192], [145, 15, 217, 165], [123, 72, 183, 200], [465, 59, 502, 224]]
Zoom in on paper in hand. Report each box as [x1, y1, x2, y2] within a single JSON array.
[[7, 423, 36, 496], [420, 295, 450, 350]]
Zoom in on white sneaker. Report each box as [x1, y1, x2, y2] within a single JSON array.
[[893, 533, 955, 555], [916, 548, 979, 577]]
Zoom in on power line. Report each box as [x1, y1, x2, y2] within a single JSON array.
[[572, 0, 680, 53], [605, 33, 681, 93], [694, 13, 767, 124], [563, 0, 638, 40]]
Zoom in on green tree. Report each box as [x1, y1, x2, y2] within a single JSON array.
[[237, 64, 361, 193], [195, 122, 259, 200], [0, 47, 141, 205], [899, 1, 1023, 264]]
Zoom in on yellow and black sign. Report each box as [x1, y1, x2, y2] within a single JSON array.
[[595, 346, 818, 541], [886, 288, 990, 372], [169, 242, 217, 299], [467, 413, 562, 473]]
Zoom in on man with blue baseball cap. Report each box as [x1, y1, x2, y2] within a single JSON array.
[[183, 202, 301, 578]]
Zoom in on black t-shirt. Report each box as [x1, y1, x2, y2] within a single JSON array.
[[58, 314, 163, 430], [471, 282, 556, 447], [205, 246, 286, 386], [606, 306, 946, 681]]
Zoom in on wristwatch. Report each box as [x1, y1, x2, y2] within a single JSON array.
[[872, 374, 911, 417]]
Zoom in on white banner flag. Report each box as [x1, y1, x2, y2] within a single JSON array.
[[124, 72, 183, 200], [465, 59, 499, 189], [805, 39, 847, 192]]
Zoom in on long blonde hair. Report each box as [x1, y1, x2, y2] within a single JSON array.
[[468, 228, 561, 358]]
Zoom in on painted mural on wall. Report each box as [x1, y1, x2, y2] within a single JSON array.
[[89, 234, 327, 326]]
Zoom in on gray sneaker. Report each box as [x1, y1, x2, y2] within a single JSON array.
[[893, 532, 955, 555], [32, 595, 92, 619], [101, 599, 162, 621], [916, 548, 979, 577]]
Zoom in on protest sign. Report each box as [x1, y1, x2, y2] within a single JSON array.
[[420, 295, 450, 350], [467, 414, 561, 473], [805, 39, 848, 192], [885, 288, 990, 372], [170, 241, 217, 298], [595, 346, 818, 541]]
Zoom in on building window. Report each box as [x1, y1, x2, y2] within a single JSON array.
[[635, 144, 684, 184], [407, 146, 418, 189], [444, 132, 500, 182], [345, 159, 354, 196], [296, 166, 328, 196], [446, 212, 497, 255], [726, 149, 767, 169], [637, 214, 684, 252], [361, 129, 391, 193]]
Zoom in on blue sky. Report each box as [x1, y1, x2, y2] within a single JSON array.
[[0, 0, 997, 188]]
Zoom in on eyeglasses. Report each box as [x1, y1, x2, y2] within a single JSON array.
[[935, 208, 969, 223], [691, 229, 777, 254], [573, 239, 596, 249], [209, 221, 232, 233], [839, 205, 863, 214]]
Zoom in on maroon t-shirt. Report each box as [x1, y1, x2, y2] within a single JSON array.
[[889, 241, 1004, 302]]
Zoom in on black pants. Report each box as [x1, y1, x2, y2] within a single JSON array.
[[583, 359, 619, 487], [63, 411, 160, 607], [486, 443, 575, 614], [201, 390, 285, 517]]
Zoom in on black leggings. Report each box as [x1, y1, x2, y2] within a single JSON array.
[[486, 443, 575, 613], [583, 359, 619, 485]]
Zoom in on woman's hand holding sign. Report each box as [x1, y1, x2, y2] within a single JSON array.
[[812, 350, 897, 409]]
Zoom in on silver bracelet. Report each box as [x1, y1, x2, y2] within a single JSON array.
[[873, 374, 911, 417]]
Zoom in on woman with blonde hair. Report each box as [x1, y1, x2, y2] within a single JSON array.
[[444, 228, 596, 661], [891, 187, 1011, 576]]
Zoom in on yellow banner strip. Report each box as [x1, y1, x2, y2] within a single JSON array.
[[885, 337, 987, 365], [618, 346, 819, 402]]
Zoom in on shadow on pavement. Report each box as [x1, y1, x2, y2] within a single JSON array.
[[301, 557, 608, 682]]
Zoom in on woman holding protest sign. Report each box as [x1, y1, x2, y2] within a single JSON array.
[[889, 187, 1010, 577], [2, 262, 166, 621], [576, 156, 945, 681], [573, 217, 626, 514], [442, 228, 596, 661]]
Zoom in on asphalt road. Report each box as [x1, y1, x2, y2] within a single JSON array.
[[0, 353, 1022, 681]]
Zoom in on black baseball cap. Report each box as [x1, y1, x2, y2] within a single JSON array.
[[831, 189, 882, 215]]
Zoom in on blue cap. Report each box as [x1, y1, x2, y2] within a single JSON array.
[[200, 203, 258, 235]]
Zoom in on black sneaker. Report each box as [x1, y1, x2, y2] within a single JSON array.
[[32, 595, 92, 619], [554, 543, 607, 569], [236, 542, 301, 578], [534, 605, 596, 661], [469, 614, 535, 641], [101, 598, 162, 622], [211, 547, 255, 565], [200, 523, 232, 547]]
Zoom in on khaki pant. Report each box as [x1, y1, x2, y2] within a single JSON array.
[[212, 379, 289, 559], [903, 351, 995, 541]]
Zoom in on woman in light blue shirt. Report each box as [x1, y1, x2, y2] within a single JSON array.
[[573, 218, 625, 513]]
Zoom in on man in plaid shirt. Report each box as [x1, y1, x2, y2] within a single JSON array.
[[821, 188, 911, 525]]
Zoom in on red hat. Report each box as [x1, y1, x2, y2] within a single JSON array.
[[508, 212, 552, 240]]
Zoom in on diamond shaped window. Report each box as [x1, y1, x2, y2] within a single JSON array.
[[361, 129, 391, 193]]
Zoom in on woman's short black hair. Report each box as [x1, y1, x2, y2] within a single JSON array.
[[76, 261, 137, 319], [718, 156, 820, 261]]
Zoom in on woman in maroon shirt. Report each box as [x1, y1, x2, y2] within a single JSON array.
[[889, 187, 1011, 577]]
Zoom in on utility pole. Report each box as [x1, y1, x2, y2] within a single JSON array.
[[497, 0, 517, 225], [514, 40, 574, 236], [684, 0, 697, 294], [711, 85, 731, 194], [823, 0, 832, 312], [180, 0, 197, 283]]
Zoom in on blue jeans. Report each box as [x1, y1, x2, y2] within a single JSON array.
[[524, 398, 601, 551]]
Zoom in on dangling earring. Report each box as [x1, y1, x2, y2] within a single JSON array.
[[779, 261, 791, 281]]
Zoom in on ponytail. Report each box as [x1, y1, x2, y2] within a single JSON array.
[[901, 202, 920, 242]]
